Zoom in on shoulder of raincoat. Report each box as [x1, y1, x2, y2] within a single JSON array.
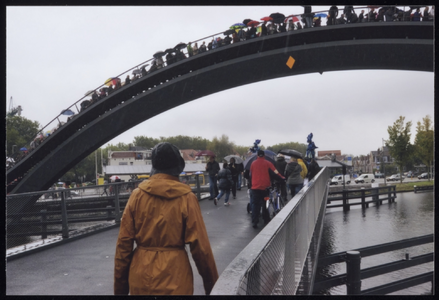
[[297, 159, 308, 179], [114, 173, 218, 295]]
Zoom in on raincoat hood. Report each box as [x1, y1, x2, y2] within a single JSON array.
[[150, 142, 185, 177], [138, 173, 192, 199]]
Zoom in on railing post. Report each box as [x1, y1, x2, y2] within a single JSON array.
[[106, 205, 113, 220], [114, 184, 121, 224], [60, 191, 69, 239], [373, 188, 380, 206], [195, 174, 201, 200], [346, 251, 361, 295], [41, 209, 47, 239], [342, 190, 349, 211]]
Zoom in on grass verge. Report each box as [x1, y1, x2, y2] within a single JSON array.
[[383, 180, 434, 192]]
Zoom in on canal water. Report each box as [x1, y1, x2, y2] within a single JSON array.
[[315, 191, 434, 295]]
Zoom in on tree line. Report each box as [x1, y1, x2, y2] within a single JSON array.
[[386, 115, 434, 181]]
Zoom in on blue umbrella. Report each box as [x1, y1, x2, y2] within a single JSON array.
[[61, 109, 75, 116], [314, 13, 327, 18], [230, 23, 246, 29], [20, 147, 27, 151]]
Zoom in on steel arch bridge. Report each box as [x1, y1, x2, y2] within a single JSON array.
[[7, 22, 433, 198]]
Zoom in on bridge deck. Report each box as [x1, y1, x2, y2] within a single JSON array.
[[6, 189, 263, 295]]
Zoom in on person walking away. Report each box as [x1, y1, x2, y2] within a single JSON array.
[[306, 158, 321, 181], [214, 163, 233, 206], [206, 155, 220, 200], [284, 157, 303, 198], [274, 154, 288, 204], [228, 158, 240, 199], [236, 161, 244, 190], [114, 142, 218, 295], [250, 150, 285, 228]]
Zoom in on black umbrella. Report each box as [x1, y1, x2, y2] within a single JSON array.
[[164, 48, 176, 54], [174, 42, 187, 50], [269, 12, 286, 23], [223, 29, 235, 36], [244, 152, 276, 170], [153, 51, 166, 58], [278, 149, 303, 159], [243, 18, 252, 25]]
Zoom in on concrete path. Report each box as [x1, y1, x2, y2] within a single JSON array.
[[6, 188, 265, 295]]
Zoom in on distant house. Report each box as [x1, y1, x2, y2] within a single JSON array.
[[103, 148, 205, 181]]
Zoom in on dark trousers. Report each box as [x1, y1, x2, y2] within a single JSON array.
[[251, 189, 270, 226], [231, 176, 237, 197]]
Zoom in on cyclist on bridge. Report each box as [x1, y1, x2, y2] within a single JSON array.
[[250, 150, 285, 229]]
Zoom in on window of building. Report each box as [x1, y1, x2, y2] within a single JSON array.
[[119, 162, 128, 165]]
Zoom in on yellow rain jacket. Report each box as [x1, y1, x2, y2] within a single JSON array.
[[114, 173, 218, 295], [297, 158, 308, 179]]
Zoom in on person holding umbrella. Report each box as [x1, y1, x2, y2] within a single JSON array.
[[250, 150, 285, 228], [206, 156, 220, 200]]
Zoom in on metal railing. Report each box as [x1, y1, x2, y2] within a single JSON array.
[[211, 167, 330, 295], [9, 5, 432, 162], [6, 176, 209, 252], [327, 185, 397, 211], [313, 234, 434, 295]]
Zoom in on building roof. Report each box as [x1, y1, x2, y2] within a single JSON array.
[[103, 163, 206, 175], [318, 150, 341, 156], [110, 152, 136, 158]]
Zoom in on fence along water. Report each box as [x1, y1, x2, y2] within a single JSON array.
[[6, 178, 209, 253], [211, 167, 329, 295]]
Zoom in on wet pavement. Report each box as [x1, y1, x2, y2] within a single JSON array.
[[6, 187, 264, 295]]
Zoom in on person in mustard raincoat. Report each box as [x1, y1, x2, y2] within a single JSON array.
[[114, 142, 218, 295]]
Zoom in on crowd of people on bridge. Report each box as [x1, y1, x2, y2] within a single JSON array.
[[113, 141, 322, 294]]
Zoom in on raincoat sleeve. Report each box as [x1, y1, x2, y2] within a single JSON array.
[[114, 190, 137, 295], [185, 193, 219, 295]]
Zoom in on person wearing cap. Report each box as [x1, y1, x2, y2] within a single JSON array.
[[114, 142, 218, 295], [250, 150, 285, 228]]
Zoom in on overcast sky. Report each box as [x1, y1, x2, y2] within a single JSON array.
[[6, 5, 434, 157]]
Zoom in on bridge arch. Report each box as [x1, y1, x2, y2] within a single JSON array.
[[8, 22, 433, 194]]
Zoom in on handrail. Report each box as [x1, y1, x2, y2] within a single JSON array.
[[12, 5, 432, 160]]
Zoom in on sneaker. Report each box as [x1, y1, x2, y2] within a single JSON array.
[[224, 202, 230, 206], [214, 198, 217, 206]]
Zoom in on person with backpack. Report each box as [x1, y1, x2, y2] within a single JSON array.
[[214, 163, 233, 206]]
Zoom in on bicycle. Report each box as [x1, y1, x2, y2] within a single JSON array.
[[264, 183, 285, 219]]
